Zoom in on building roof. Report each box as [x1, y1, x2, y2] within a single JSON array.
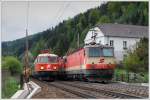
[[96, 23, 148, 38]]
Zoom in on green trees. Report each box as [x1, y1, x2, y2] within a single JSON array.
[[88, 9, 100, 26], [31, 38, 46, 57], [2, 56, 22, 75], [123, 38, 148, 73], [98, 15, 111, 23], [107, 2, 122, 20]]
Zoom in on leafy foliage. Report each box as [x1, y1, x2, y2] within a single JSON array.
[[2, 2, 148, 59], [98, 15, 111, 23], [2, 56, 22, 75], [123, 38, 148, 73]]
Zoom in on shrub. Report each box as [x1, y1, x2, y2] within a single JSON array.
[[123, 38, 148, 73], [3, 56, 22, 75]]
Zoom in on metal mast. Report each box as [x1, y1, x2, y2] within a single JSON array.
[[26, 1, 29, 68], [24, 1, 30, 84]]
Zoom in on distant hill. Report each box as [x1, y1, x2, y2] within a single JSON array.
[[2, 2, 148, 59]]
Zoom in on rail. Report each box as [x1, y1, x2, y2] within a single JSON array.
[[60, 81, 146, 99]]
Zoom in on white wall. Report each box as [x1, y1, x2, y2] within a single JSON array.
[[84, 27, 141, 62], [105, 37, 139, 51], [105, 37, 140, 61], [84, 27, 105, 44]]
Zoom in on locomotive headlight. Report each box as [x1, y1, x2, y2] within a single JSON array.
[[40, 66, 44, 70], [53, 66, 57, 70], [47, 65, 51, 69]]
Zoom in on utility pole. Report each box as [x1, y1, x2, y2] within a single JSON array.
[[25, 28, 29, 70], [21, 1, 30, 90], [24, 1, 29, 81]]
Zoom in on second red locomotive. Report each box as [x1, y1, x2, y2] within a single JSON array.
[[33, 50, 59, 81]]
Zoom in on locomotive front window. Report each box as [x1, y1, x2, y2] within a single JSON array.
[[48, 56, 57, 63], [37, 56, 57, 63], [88, 47, 101, 57], [102, 48, 113, 57], [38, 57, 49, 63]]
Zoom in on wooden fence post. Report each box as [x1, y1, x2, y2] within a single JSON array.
[[127, 72, 129, 82]]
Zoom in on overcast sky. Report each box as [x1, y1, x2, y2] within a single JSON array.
[[1, 1, 103, 42]]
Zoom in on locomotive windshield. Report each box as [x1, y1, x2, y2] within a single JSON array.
[[88, 47, 113, 57], [102, 48, 113, 57], [48, 56, 58, 63], [39, 56, 49, 63], [36, 56, 57, 63], [88, 47, 101, 57]]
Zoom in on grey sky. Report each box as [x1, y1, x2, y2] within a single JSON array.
[[1, 1, 103, 41]]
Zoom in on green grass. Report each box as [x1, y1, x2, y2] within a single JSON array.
[[2, 77, 19, 98]]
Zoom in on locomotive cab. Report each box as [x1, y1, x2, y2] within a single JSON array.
[[83, 44, 116, 82], [33, 51, 59, 81]]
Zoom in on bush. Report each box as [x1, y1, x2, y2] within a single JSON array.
[[123, 38, 148, 73], [2, 77, 19, 98], [2, 56, 22, 75], [143, 73, 148, 83]]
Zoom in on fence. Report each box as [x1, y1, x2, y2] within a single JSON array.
[[113, 72, 148, 83]]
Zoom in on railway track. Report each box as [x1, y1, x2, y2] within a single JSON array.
[[59, 81, 147, 99], [32, 78, 105, 98], [72, 81, 149, 96], [32, 78, 148, 99], [48, 82, 97, 98]]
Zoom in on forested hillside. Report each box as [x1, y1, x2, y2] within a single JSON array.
[[2, 2, 148, 58]]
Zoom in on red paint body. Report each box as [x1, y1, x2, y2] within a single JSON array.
[[65, 47, 116, 70], [35, 63, 59, 72], [33, 53, 59, 80], [66, 48, 85, 69], [61, 45, 116, 82]]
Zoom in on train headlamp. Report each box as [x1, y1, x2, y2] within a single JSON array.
[[47, 65, 51, 69], [53, 66, 57, 70], [40, 66, 44, 70]]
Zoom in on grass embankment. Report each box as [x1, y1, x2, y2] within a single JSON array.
[[2, 77, 20, 98], [2, 56, 22, 98]]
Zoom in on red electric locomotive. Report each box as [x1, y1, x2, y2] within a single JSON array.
[[63, 43, 116, 83], [33, 50, 59, 81]]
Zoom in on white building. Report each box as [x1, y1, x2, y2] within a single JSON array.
[[84, 23, 148, 62]]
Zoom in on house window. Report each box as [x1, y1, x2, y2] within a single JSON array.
[[123, 54, 127, 60], [99, 40, 101, 44], [110, 40, 114, 47], [123, 41, 127, 49]]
